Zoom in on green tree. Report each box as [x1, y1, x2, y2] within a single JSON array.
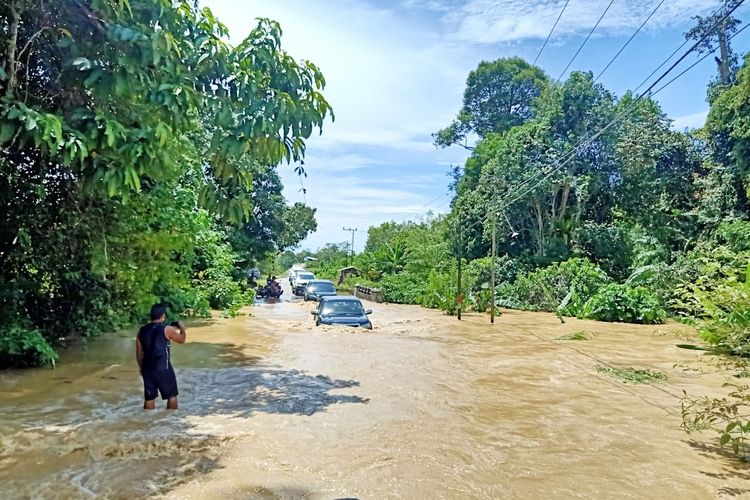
[[701, 53, 750, 222], [684, 0, 742, 87], [0, 0, 332, 366], [434, 57, 547, 148]]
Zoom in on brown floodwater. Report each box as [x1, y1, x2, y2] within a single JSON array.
[[1, 287, 748, 499]]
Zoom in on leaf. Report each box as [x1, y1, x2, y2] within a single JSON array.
[[25, 116, 38, 131], [0, 122, 15, 143], [106, 173, 119, 197], [720, 433, 731, 447], [115, 73, 127, 96], [72, 57, 92, 71], [84, 69, 103, 87]]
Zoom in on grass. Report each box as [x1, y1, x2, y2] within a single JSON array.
[[555, 330, 592, 341], [595, 365, 668, 384]]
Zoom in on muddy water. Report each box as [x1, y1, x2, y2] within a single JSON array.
[[1, 289, 748, 499]]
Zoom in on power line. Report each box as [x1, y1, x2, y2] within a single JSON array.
[[652, 21, 750, 96], [504, 0, 746, 213], [461, 0, 746, 237], [534, 0, 571, 65], [594, 0, 667, 82], [556, 0, 617, 82]]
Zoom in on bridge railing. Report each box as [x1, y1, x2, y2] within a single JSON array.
[[354, 284, 384, 303]]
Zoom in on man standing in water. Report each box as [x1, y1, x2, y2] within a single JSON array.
[[135, 303, 187, 410]]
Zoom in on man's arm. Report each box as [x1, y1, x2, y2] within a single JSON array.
[[165, 322, 187, 344], [135, 336, 144, 373]]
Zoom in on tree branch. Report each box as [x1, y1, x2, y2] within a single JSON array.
[[17, 26, 53, 62]]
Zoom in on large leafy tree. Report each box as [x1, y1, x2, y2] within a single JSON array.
[[0, 0, 332, 218], [434, 57, 547, 148], [0, 0, 332, 366], [613, 94, 702, 252], [701, 53, 750, 221]]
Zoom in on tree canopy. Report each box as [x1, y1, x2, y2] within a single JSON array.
[[0, 0, 331, 366], [434, 57, 548, 148]]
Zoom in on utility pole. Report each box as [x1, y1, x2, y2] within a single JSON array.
[[457, 207, 463, 321], [342, 227, 359, 266], [717, 23, 731, 84], [490, 187, 497, 324]]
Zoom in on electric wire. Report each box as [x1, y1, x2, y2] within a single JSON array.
[[534, 0, 571, 65], [651, 21, 750, 96], [594, 0, 667, 82], [556, 0, 617, 82], [459, 0, 746, 237]]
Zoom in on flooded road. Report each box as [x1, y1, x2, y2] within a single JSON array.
[[1, 287, 748, 499]]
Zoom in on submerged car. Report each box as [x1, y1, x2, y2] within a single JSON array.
[[304, 280, 337, 301], [312, 296, 372, 330]]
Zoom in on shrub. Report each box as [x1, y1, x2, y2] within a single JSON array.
[[574, 222, 634, 281], [0, 323, 58, 368], [682, 383, 750, 460], [420, 269, 458, 315], [380, 272, 426, 304], [464, 256, 528, 312], [625, 262, 678, 307], [497, 258, 610, 313], [717, 220, 750, 253], [669, 245, 750, 318], [582, 284, 667, 324], [692, 278, 750, 355]]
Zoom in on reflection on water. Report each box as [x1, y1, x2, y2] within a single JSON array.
[[1, 292, 748, 499]]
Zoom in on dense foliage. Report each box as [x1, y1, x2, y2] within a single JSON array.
[[297, 21, 750, 347], [0, 0, 329, 367]]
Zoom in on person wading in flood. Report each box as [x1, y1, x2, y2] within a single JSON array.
[[135, 303, 187, 410]]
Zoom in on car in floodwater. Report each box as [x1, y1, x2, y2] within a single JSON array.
[[303, 279, 337, 302], [292, 271, 316, 296], [311, 296, 372, 330], [288, 265, 306, 285]]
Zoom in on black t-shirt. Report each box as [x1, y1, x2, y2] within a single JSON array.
[[137, 322, 171, 371]]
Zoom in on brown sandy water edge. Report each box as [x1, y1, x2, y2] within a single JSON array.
[[1, 289, 747, 499]]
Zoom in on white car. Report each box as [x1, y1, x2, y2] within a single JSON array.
[[288, 265, 305, 285], [293, 271, 316, 296]]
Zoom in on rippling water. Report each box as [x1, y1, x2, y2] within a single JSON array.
[[1, 290, 747, 499]]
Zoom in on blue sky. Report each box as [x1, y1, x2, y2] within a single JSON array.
[[203, 0, 750, 251]]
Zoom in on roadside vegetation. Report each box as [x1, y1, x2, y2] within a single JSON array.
[[276, 5, 750, 459], [595, 365, 668, 384], [285, 36, 750, 352], [0, 1, 328, 367]]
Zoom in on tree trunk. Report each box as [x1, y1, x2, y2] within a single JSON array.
[[4, 0, 24, 97], [533, 200, 545, 256], [559, 183, 571, 220]]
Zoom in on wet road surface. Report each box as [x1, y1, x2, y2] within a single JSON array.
[[1, 284, 748, 498]]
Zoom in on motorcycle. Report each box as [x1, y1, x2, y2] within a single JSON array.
[[256, 278, 283, 299]]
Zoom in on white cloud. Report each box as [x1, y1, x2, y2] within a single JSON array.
[[202, 0, 724, 250], [672, 110, 708, 130], [418, 0, 727, 44]]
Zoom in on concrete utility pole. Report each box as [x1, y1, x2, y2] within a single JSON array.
[[490, 185, 497, 325], [490, 209, 496, 325], [342, 227, 360, 266], [457, 207, 463, 321]]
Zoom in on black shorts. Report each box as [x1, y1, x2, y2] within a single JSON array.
[[142, 365, 179, 401]]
